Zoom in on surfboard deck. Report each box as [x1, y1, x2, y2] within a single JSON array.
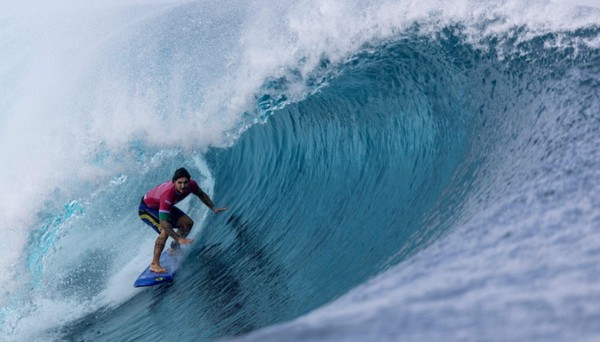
[[134, 249, 184, 287]]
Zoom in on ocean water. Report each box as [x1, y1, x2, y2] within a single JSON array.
[[1, 0, 599, 341]]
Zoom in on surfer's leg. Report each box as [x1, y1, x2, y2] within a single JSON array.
[[170, 208, 193, 250], [176, 215, 194, 238], [171, 215, 193, 250], [150, 230, 169, 273]]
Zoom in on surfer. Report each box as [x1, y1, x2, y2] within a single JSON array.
[[139, 167, 227, 273]]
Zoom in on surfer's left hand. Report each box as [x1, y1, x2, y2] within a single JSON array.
[[212, 207, 228, 214]]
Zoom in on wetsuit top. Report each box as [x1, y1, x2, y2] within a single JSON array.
[[143, 179, 201, 221]]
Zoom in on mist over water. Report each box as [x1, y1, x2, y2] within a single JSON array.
[[1, 0, 599, 341]]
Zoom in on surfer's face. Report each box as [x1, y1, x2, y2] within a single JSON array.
[[174, 177, 189, 193]]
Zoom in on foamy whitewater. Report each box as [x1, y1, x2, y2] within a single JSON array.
[[1, 0, 599, 341]]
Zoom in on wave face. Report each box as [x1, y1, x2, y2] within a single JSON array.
[[1, 1, 599, 341]]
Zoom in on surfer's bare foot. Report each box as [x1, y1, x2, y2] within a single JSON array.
[[150, 264, 168, 273]]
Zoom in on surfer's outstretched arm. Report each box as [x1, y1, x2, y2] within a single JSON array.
[[198, 190, 228, 214]]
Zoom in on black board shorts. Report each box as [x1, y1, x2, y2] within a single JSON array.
[[138, 197, 185, 234]]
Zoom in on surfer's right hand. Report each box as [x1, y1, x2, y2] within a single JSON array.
[[178, 238, 194, 244]]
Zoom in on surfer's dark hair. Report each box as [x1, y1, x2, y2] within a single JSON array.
[[172, 167, 191, 182]]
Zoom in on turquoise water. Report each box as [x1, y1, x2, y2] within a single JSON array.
[[1, 1, 599, 341]]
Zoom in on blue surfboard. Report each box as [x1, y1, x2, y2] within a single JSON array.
[[134, 249, 184, 287]]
